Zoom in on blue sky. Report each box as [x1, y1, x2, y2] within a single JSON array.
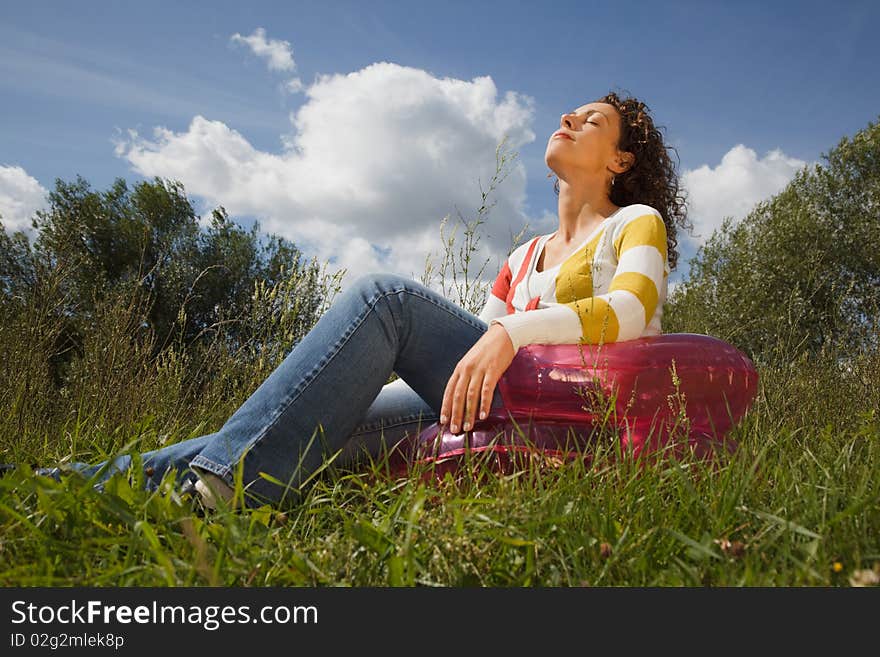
[[1, 0, 878, 290]]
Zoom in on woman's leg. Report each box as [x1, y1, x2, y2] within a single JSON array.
[[38, 273, 502, 504], [38, 433, 216, 490], [336, 377, 440, 468], [189, 272, 503, 507]]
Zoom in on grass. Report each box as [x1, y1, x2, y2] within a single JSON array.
[[0, 390, 877, 586]]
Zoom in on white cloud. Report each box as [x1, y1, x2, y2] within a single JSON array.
[[230, 27, 296, 72], [231, 27, 304, 96], [115, 61, 536, 291], [0, 165, 47, 237], [681, 144, 810, 245]]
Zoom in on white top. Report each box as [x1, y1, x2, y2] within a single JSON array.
[[477, 203, 670, 351], [528, 246, 561, 297]]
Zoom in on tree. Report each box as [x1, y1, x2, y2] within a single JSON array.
[[1, 175, 331, 388], [665, 116, 880, 362]]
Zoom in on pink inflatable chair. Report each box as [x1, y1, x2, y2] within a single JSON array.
[[386, 333, 759, 478]]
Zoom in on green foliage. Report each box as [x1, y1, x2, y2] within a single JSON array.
[[1, 175, 332, 389], [665, 116, 880, 363], [1, 365, 877, 586], [0, 175, 342, 463]]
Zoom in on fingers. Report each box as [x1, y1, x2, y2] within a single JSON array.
[[479, 376, 495, 422], [440, 371, 456, 427], [440, 369, 471, 434], [449, 372, 467, 434], [441, 370, 494, 434], [461, 371, 484, 432]]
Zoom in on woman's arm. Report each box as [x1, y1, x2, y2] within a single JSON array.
[[490, 212, 668, 350], [440, 256, 515, 435], [476, 257, 512, 324], [477, 294, 508, 325]]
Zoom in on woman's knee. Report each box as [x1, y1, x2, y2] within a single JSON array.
[[351, 271, 413, 298]]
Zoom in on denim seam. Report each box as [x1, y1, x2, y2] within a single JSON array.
[[191, 283, 477, 479], [348, 412, 440, 436], [189, 455, 232, 480]]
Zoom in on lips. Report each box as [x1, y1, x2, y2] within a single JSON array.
[[552, 131, 573, 141]]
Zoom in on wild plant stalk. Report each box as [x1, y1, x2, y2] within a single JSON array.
[[420, 136, 530, 316]]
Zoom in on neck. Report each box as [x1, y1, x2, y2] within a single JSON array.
[[555, 180, 618, 242]]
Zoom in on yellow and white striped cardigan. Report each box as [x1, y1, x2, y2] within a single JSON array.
[[478, 203, 670, 351]]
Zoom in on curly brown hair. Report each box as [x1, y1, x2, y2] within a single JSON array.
[[551, 90, 691, 271]]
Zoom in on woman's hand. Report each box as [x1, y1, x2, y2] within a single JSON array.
[[440, 324, 517, 434]]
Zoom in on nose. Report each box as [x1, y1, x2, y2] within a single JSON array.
[[560, 112, 575, 130]]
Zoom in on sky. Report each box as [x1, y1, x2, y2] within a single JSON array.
[[1, 0, 878, 294]]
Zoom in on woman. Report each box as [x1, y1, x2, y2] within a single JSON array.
[[24, 91, 689, 510]]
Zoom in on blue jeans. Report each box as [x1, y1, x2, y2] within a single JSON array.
[[54, 273, 504, 508]]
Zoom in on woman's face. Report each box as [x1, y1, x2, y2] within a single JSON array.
[[545, 101, 626, 182]]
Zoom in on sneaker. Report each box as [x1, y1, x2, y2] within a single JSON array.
[[193, 471, 235, 510]]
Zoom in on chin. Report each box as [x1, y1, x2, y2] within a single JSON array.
[[544, 151, 567, 174], [545, 142, 572, 166]]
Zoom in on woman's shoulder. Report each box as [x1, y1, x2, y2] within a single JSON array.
[[609, 204, 668, 251], [611, 203, 666, 233], [615, 203, 663, 221]]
